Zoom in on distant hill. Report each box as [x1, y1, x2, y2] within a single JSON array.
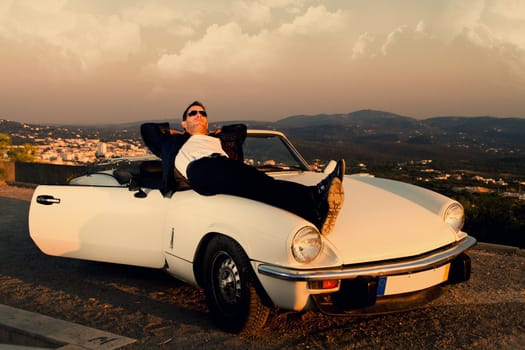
[[277, 110, 420, 129], [264, 111, 524, 169], [273, 110, 525, 149], [423, 116, 525, 149]]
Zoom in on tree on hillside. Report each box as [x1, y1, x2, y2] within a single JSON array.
[[0, 133, 10, 149], [8, 144, 38, 162], [0, 133, 11, 160], [0, 133, 38, 162]]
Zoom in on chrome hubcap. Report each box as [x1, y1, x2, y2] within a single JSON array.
[[216, 255, 241, 304]]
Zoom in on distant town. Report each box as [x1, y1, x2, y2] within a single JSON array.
[[1, 120, 148, 164], [22, 131, 148, 164]]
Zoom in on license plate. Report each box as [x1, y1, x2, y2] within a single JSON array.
[[376, 263, 450, 296]]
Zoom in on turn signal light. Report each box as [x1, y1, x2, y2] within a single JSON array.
[[309, 280, 340, 290]]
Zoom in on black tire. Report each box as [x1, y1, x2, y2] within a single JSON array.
[[202, 235, 270, 334]]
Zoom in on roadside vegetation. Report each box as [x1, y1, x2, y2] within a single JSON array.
[[0, 133, 38, 162]]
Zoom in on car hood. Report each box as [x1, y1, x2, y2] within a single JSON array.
[[280, 172, 461, 265]]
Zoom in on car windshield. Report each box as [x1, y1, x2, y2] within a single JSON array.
[[89, 132, 311, 175], [243, 133, 311, 172]]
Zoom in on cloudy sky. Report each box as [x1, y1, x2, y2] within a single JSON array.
[[1, 0, 524, 125]]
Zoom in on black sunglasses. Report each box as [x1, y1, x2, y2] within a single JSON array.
[[187, 110, 207, 117]]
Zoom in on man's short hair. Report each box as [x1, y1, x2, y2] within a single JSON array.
[[182, 101, 206, 121]]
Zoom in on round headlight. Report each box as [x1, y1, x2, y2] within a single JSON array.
[[291, 227, 322, 264], [444, 203, 464, 232]]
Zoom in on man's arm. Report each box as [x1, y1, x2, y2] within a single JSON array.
[[141, 122, 174, 157], [215, 124, 247, 161]]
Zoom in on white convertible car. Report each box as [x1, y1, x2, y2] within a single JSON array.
[[29, 130, 476, 333]]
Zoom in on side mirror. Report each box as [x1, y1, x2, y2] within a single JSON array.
[[134, 188, 148, 198]]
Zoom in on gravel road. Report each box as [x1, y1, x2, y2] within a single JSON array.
[[0, 185, 524, 349]]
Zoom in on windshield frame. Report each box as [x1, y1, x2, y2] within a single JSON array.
[[245, 130, 312, 172]]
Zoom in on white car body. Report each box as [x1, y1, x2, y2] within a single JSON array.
[[29, 130, 476, 333]]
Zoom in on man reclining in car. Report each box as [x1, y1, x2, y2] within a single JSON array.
[[141, 100, 345, 235]]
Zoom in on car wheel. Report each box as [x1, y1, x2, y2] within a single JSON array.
[[203, 235, 270, 334]]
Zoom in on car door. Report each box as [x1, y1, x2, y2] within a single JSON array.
[[29, 185, 168, 268]]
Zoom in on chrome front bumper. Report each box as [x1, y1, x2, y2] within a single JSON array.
[[258, 236, 477, 282]]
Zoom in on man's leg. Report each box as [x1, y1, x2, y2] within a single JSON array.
[[187, 157, 345, 234], [186, 157, 320, 224]]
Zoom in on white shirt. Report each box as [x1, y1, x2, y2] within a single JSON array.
[[175, 134, 228, 177]]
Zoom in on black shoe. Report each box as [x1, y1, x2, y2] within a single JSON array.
[[316, 159, 345, 199]]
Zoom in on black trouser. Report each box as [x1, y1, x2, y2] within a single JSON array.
[[186, 156, 319, 224]]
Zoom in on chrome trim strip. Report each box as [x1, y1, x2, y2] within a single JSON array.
[[258, 236, 476, 281]]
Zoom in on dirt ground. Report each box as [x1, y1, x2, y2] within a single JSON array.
[[0, 182, 35, 201], [1, 184, 524, 349]]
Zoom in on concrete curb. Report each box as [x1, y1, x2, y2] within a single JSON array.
[[0, 304, 136, 349]]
